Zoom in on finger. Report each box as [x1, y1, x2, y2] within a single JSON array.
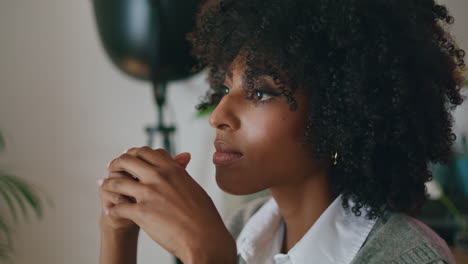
[[100, 177, 148, 202], [99, 176, 136, 205], [108, 170, 139, 181], [110, 190, 133, 204], [106, 171, 139, 202], [108, 154, 164, 184], [123, 147, 190, 170], [153, 148, 173, 160], [173, 152, 191, 169], [132, 149, 192, 184], [133, 147, 176, 169], [99, 189, 134, 209], [108, 202, 141, 224]]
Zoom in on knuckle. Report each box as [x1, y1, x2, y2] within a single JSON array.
[[119, 153, 132, 161], [140, 146, 153, 151], [114, 194, 123, 203], [127, 147, 138, 153], [137, 146, 152, 155], [107, 178, 120, 190], [141, 185, 155, 200], [155, 148, 170, 157], [138, 146, 153, 156], [154, 148, 165, 153]]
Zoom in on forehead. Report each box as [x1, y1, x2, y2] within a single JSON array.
[[224, 68, 274, 90], [225, 56, 247, 80], [223, 53, 290, 90], [225, 58, 271, 83], [225, 67, 245, 82]]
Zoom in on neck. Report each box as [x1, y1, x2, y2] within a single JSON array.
[[269, 167, 337, 254]]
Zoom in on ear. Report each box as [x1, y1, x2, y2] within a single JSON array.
[[173, 152, 191, 169]]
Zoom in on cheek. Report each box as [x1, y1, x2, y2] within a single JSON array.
[[246, 112, 303, 169], [216, 107, 308, 195], [245, 108, 306, 155]]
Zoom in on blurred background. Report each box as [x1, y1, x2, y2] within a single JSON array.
[[0, 0, 467, 263]]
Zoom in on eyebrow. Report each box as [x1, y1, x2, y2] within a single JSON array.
[[225, 69, 246, 88], [225, 69, 280, 92], [226, 69, 237, 83]]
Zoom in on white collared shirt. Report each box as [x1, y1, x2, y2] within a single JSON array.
[[235, 194, 378, 264]]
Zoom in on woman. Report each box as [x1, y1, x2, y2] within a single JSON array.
[[97, 0, 466, 263]]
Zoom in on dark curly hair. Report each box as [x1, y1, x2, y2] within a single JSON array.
[[185, 0, 467, 220]]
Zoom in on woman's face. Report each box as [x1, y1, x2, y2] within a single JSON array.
[[209, 58, 327, 195]]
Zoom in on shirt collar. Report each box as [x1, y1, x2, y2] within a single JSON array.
[[236, 197, 284, 263], [236, 194, 378, 264]]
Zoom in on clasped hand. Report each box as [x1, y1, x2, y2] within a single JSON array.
[[97, 146, 236, 264]]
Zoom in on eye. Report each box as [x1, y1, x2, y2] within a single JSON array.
[[250, 89, 281, 104], [220, 85, 230, 95], [253, 89, 276, 102], [218, 84, 280, 104], [216, 84, 231, 97]]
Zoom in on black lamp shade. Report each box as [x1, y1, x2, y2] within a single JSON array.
[[92, 0, 201, 83]]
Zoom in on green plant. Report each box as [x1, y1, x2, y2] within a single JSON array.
[[194, 105, 215, 118], [0, 131, 45, 262]]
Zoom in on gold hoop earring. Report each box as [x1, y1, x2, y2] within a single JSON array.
[[332, 152, 338, 165]]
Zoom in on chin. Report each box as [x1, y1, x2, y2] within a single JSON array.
[[215, 171, 266, 195]]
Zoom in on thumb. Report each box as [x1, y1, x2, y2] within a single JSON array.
[[173, 152, 191, 169]]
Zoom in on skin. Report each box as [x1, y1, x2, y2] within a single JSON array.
[[98, 149, 237, 264], [209, 55, 338, 253], [97, 54, 337, 262]]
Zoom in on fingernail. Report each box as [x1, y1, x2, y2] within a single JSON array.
[[107, 161, 111, 169], [122, 148, 130, 154], [105, 208, 109, 215], [97, 179, 104, 187]]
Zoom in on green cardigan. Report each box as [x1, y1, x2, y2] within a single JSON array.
[[224, 196, 456, 264]]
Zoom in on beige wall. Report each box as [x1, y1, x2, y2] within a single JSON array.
[[0, 0, 466, 263], [0, 1, 226, 263]]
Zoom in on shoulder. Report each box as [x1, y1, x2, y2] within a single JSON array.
[[351, 209, 456, 264], [224, 195, 272, 240]]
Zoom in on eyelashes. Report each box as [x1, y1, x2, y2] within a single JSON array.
[[218, 84, 281, 104]]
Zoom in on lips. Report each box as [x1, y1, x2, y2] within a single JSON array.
[[214, 141, 243, 154], [213, 141, 243, 166]]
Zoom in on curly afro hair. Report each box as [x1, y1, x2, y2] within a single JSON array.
[[185, 0, 467, 220]]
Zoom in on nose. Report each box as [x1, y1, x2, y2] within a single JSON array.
[[208, 93, 241, 130]]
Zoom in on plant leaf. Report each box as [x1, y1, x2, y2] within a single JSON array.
[[194, 105, 215, 118], [0, 130, 45, 261], [1, 175, 43, 222], [0, 175, 18, 222], [0, 176, 29, 223], [6, 175, 42, 219]]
